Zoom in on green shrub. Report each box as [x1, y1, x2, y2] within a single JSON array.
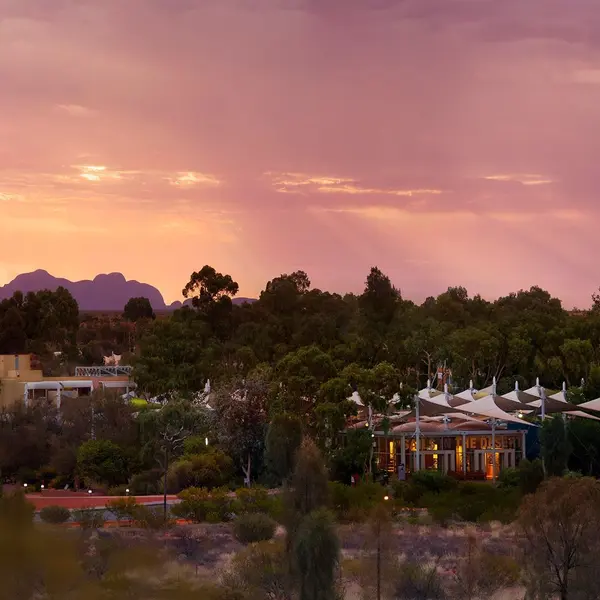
[[518, 459, 544, 495], [233, 513, 277, 544], [106, 496, 138, 523], [172, 487, 233, 523], [329, 481, 384, 522], [77, 439, 128, 487], [133, 505, 173, 529], [498, 467, 520, 488], [233, 486, 274, 515], [167, 450, 234, 492], [73, 508, 105, 530], [129, 469, 162, 495], [423, 483, 520, 524], [39, 505, 71, 525]]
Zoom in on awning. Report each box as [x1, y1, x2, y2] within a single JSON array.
[[101, 380, 136, 389], [459, 394, 535, 426], [24, 381, 61, 390], [577, 397, 600, 412], [58, 380, 94, 389]]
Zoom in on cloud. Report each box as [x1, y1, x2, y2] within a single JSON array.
[[267, 172, 444, 197], [55, 103, 97, 117], [483, 174, 554, 186]]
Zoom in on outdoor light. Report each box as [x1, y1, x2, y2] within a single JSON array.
[[23, 483, 28, 488], [88, 489, 92, 495], [517, 412, 523, 419], [125, 488, 130, 495], [205, 437, 209, 446], [384, 495, 389, 501], [40, 484, 44, 490]]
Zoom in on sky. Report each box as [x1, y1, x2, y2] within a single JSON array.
[[1, 0, 600, 308]]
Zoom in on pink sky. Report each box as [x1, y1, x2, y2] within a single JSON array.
[[1, 0, 600, 308]]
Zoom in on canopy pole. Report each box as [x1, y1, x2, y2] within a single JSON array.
[[415, 394, 421, 472], [491, 418, 496, 483]]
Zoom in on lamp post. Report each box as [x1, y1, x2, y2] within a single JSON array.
[[376, 494, 390, 600]]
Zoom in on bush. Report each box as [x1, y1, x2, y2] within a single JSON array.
[[167, 450, 234, 492], [133, 505, 173, 530], [329, 481, 384, 522], [233, 486, 275, 516], [498, 467, 520, 488], [518, 459, 545, 495], [391, 471, 456, 506], [128, 469, 162, 495], [106, 496, 138, 523], [77, 439, 129, 487], [422, 483, 520, 524], [171, 487, 233, 523], [233, 513, 277, 544], [393, 560, 446, 599], [73, 508, 105, 530], [39, 505, 71, 525]]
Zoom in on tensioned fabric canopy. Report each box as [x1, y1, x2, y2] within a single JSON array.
[[457, 394, 535, 426]]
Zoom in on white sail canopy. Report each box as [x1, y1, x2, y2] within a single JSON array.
[[459, 394, 535, 426]]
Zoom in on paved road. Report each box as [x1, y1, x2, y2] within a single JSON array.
[[27, 494, 179, 511]]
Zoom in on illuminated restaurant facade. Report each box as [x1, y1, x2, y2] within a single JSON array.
[[372, 426, 527, 480], [347, 377, 600, 481]]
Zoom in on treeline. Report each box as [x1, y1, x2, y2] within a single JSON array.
[[4, 266, 600, 395]]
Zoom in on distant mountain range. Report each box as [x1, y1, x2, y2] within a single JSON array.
[[0, 270, 256, 312]]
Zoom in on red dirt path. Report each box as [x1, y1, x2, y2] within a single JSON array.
[[27, 494, 177, 510]]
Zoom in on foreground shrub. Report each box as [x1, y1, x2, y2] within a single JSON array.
[[128, 469, 162, 495], [233, 486, 274, 516], [517, 459, 544, 495], [233, 513, 277, 544], [72, 508, 105, 530], [0, 490, 35, 526], [167, 450, 234, 492], [423, 483, 520, 524], [171, 487, 233, 523], [133, 505, 174, 530], [106, 496, 138, 523], [329, 481, 384, 522], [392, 471, 456, 506], [39, 505, 71, 525], [394, 560, 447, 599], [223, 540, 292, 598], [451, 536, 521, 599]]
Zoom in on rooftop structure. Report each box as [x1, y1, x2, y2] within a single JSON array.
[[0, 354, 135, 409], [348, 377, 600, 482]]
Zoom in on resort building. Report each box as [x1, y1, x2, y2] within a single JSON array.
[[348, 379, 600, 481], [0, 354, 135, 409]]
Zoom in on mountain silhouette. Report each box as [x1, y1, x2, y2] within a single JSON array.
[[0, 270, 255, 311]]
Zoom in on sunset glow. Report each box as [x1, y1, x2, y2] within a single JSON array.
[[1, 0, 599, 307]]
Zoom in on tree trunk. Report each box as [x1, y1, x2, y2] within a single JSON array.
[[163, 447, 169, 523], [242, 454, 252, 487]]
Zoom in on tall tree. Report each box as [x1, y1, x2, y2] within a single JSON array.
[[123, 297, 155, 322], [213, 376, 269, 486], [293, 508, 340, 600]]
